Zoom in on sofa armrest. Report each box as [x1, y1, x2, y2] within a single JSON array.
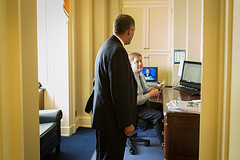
[[39, 109, 63, 124]]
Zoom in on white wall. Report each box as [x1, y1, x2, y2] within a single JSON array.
[[37, 0, 74, 136], [172, 0, 202, 86]]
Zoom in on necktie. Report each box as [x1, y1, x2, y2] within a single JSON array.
[[139, 75, 147, 93]]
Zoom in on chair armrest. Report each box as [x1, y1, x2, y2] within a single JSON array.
[[39, 109, 63, 124]]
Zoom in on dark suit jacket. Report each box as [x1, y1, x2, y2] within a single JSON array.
[[144, 73, 152, 77], [86, 35, 137, 131], [85, 79, 94, 114]]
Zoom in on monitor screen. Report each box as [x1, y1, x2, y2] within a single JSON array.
[[141, 67, 158, 82], [180, 61, 202, 90]]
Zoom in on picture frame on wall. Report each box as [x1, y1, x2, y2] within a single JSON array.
[[174, 49, 186, 64]]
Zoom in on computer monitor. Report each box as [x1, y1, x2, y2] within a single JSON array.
[[141, 67, 158, 82], [180, 61, 202, 90]]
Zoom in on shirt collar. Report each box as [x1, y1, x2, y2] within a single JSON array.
[[114, 34, 125, 47], [134, 72, 141, 78]]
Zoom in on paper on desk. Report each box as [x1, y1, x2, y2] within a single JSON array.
[[166, 100, 182, 112], [178, 101, 201, 114], [166, 100, 201, 114]]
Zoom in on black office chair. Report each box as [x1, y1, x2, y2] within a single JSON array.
[[126, 119, 151, 155]]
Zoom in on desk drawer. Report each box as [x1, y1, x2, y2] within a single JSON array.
[[163, 113, 199, 160]]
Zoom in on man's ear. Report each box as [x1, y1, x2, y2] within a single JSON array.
[[127, 28, 131, 36]]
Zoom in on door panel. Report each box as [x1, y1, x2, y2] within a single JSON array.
[[148, 7, 170, 50]]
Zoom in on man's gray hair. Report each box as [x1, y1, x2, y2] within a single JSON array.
[[113, 14, 135, 35]]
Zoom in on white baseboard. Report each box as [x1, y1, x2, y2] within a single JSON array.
[[75, 115, 92, 128], [60, 115, 92, 136], [61, 124, 76, 136]]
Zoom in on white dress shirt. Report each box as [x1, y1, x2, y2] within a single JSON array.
[[134, 72, 151, 105]]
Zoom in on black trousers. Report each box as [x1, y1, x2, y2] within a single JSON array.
[[95, 127, 127, 160], [137, 104, 163, 143]]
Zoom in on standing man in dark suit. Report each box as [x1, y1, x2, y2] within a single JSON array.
[[91, 14, 137, 160]]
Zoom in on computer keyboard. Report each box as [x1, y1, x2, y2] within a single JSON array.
[[174, 86, 199, 94]]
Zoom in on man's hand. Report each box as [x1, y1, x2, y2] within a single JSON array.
[[149, 88, 159, 98], [124, 124, 135, 137]]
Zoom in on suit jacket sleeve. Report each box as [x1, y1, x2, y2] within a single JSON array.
[[108, 49, 133, 129], [85, 79, 95, 114]]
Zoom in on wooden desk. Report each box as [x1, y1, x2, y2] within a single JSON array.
[[162, 87, 200, 160], [39, 88, 45, 110]]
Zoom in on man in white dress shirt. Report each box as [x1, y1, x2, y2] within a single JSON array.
[[129, 52, 163, 144]]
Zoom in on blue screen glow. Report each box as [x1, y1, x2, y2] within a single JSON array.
[[141, 67, 158, 82]]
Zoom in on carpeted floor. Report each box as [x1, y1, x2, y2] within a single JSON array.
[[124, 136, 163, 160], [44, 127, 96, 160], [45, 127, 163, 160], [91, 128, 164, 160]]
